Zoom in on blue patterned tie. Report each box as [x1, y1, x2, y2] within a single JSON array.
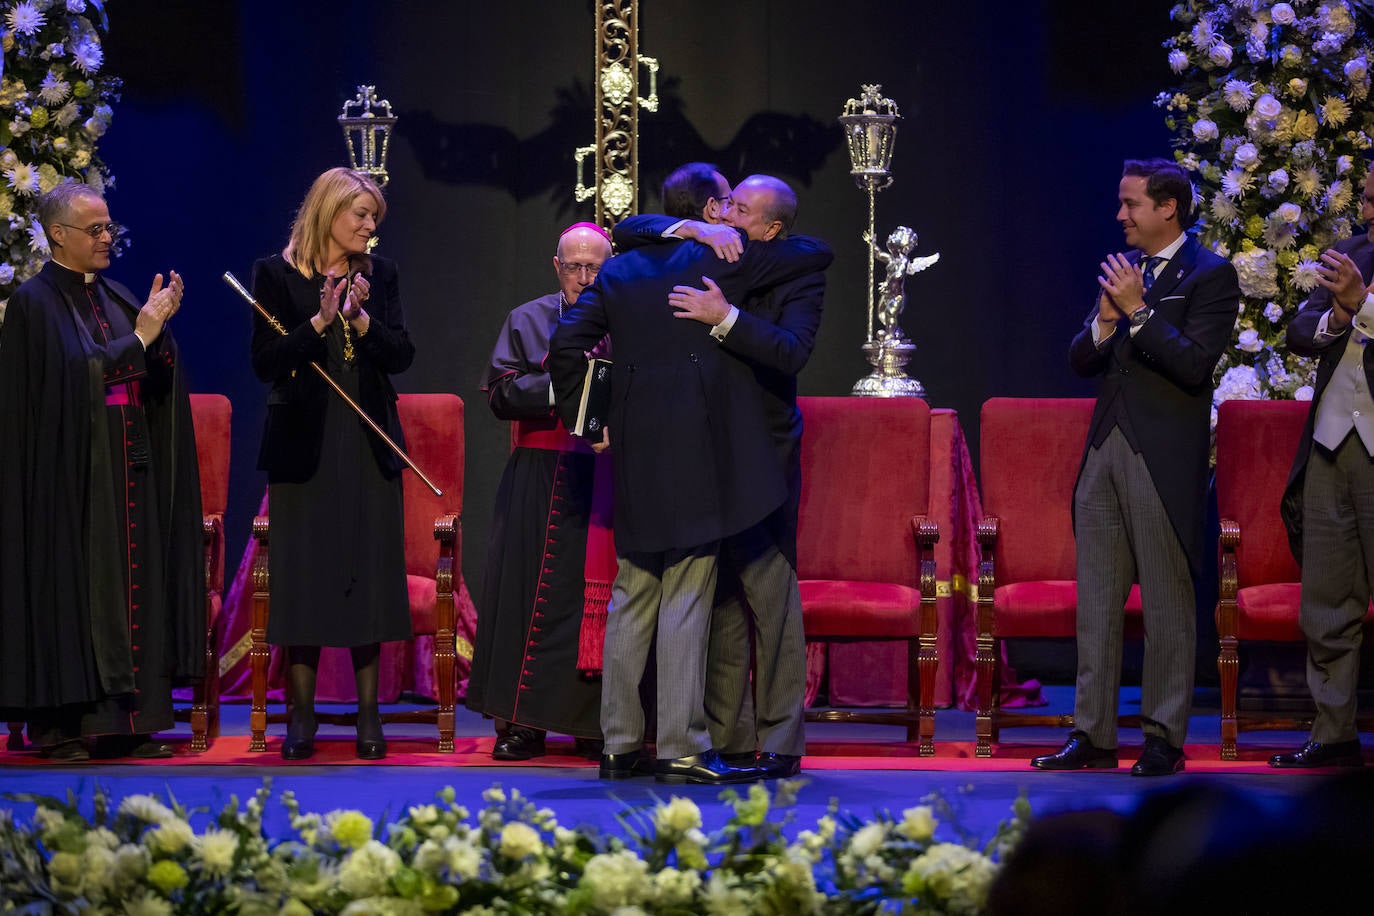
[[1141, 256, 1164, 292]]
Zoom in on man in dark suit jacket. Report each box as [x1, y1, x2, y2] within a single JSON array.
[[549, 204, 831, 785], [1271, 170, 1374, 769], [1032, 158, 1239, 777], [615, 168, 825, 780]]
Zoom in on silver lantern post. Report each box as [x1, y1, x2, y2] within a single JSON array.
[[339, 85, 397, 188]]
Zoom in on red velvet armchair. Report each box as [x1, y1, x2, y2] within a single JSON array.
[[248, 393, 466, 752], [1213, 398, 1374, 759], [974, 398, 1144, 757], [796, 396, 940, 754]]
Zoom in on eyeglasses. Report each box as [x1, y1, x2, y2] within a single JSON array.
[[558, 260, 601, 277], [57, 221, 123, 239]]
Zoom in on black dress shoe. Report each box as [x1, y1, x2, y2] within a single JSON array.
[[355, 736, 387, 760], [721, 751, 758, 767], [1131, 736, 1185, 777], [757, 753, 802, 779], [281, 712, 317, 761], [600, 750, 653, 779], [654, 749, 763, 785], [1030, 732, 1118, 770], [573, 736, 604, 760], [39, 739, 90, 762], [126, 739, 174, 759], [92, 735, 172, 760], [1269, 739, 1364, 769], [492, 725, 546, 761]]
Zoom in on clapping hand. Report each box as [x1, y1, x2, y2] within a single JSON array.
[[134, 270, 184, 344]]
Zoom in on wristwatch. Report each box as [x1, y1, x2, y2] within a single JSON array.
[[1130, 307, 1153, 327]]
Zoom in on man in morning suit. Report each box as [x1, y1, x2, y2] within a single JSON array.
[[548, 205, 832, 785], [1032, 158, 1240, 776], [0, 181, 202, 761], [1271, 169, 1374, 769], [614, 167, 826, 779]]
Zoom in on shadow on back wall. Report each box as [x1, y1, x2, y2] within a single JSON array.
[[94, 0, 1176, 684]]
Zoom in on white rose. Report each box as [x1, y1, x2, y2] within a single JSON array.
[[897, 806, 937, 842], [1287, 77, 1308, 97], [1272, 3, 1296, 25], [1295, 385, 1315, 401], [848, 823, 887, 859], [498, 822, 542, 860], [1234, 143, 1259, 168], [1209, 42, 1233, 67], [1237, 329, 1264, 352], [1276, 202, 1303, 223], [1192, 118, 1220, 141], [1346, 57, 1369, 84], [1255, 94, 1283, 118], [654, 797, 702, 834], [1169, 49, 1189, 73]]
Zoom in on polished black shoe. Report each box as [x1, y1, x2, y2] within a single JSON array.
[[355, 736, 387, 761], [1130, 736, 1185, 777], [1030, 733, 1118, 770], [281, 711, 317, 761], [757, 752, 803, 779], [126, 738, 174, 759], [39, 739, 90, 762], [600, 750, 653, 779], [92, 734, 172, 760], [654, 749, 764, 785], [492, 725, 546, 761], [572, 736, 604, 760], [1269, 739, 1364, 769], [721, 751, 758, 767]]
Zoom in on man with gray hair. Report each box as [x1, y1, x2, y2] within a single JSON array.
[[0, 181, 203, 761]]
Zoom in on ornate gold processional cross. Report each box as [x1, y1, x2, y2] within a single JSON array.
[[574, 0, 658, 235]]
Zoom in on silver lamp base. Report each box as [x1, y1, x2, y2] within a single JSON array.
[[852, 338, 926, 398]]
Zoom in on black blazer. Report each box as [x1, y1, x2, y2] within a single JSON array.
[[250, 254, 415, 482], [549, 232, 833, 554], [1069, 234, 1241, 576], [1281, 232, 1374, 561]]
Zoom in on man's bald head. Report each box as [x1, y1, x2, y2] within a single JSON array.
[[553, 223, 613, 303], [723, 174, 797, 241]]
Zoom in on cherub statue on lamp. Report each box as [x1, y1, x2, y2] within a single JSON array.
[[852, 225, 939, 397]]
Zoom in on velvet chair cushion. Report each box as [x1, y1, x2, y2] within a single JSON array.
[[979, 398, 1095, 585], [796, 397, 931, 584], [1215, 399, 1305, 588], [994, 582, 1144, 638], [408, 574, 438, 634], [189, 394, 231, 515], [396, 393, 465, 596], [799, 579, 924, 637]]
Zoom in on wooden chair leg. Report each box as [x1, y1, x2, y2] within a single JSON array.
[[1217, 521, 1241, 761], [249, 516, 271, 752], [975, 518, 998, 757], [434, 515, 459, 753]]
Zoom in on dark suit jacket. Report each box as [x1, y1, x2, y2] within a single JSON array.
[[1280, 232, 1374, 562], [614, 214, 827, 564], [549, 232, 833, 554], [1069, 234, 1240, 576], [250, 254, 415, 482]]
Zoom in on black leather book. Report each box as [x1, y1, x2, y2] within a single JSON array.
[[573, 358, 613, 437]]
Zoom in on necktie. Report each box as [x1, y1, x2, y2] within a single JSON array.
[[1142, 256, 1164, 292]]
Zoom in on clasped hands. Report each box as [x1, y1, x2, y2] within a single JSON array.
[[313, 273, 371, 334], [1316, 249, 1372, 331], [1095, 253, 1148, 326], [134, 270, 184, 345]]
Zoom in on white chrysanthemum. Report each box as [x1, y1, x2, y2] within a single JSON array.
[[119, 795, 178, 825], [655, 797, 703, 834], [146, 819, 195, 856], [1209, 42, 1233, 67], [1233, 142, 1259, 169], [1337, 155, 1355, 176], [1216, 364, 1263, 401], [5, 2, 46, 36], [1223, 79, 1256, 111], [72, 40, 104, 74], [337, 840, 401, 898], [652, 867, 702, 907], [1326, 179, 1354, 213], [1192, 118, 1219, 141], [122, 893, 174, 916], [1272, 2, 1297, 25], [1291, 259, 1323, 292], [38, 72, 72, 106], [1231, 248, 1281, 298], [1191, 19, 1217, 50], [53, 101, 81, 129], [1221, 168, 1253, 199], [580, 850, 653, 911], [412, 839, 446, 876], [1169, 49, 1189, 73], [1294, 167, 1323, 197], [193, 829, 239, 876], [898, 805, 937, 842], [1263, 219, 1297, 251], [1323, 96, 1352, 128], [497, 822, 542, 860], [67, 0, 88, 13], [1209, 192, 1240, 223], [906, 843, 997, 916], [848, 822, 888, 859], [444, 835, 482, 879], [1254, 93, 1283, 119]]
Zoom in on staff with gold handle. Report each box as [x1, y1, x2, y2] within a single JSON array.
[[223, 270, 442, 497]]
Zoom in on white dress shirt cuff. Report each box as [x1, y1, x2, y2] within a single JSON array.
[[709, 305, 740, 341], [1091, 317, 1114, 348], [664, 219, 688, 238]]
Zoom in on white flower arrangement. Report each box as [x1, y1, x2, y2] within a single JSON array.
[[1159, 0, 1374, 407], [0, 0, 119, 324], [0, 780, 1029, 914]]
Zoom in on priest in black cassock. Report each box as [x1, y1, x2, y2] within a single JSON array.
[[0, 181, 204, 761]]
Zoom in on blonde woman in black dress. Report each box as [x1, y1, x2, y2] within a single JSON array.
[[250, 167, 415, 760]]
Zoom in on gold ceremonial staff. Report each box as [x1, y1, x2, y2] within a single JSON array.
[[222, 271, 443, 497]]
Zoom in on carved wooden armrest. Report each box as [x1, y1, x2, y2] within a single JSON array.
[[909, 515, 940, 601], [1216, 518, 1241, 640], [975, 516, 1000, 613]]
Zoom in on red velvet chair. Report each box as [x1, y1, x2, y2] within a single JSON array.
[[1214, 398, 1374, 758], [797, 396, 940, 755], [974, 398, 1144, 757], [248, 393, 465, 752], [5, 393, 231, 754]]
